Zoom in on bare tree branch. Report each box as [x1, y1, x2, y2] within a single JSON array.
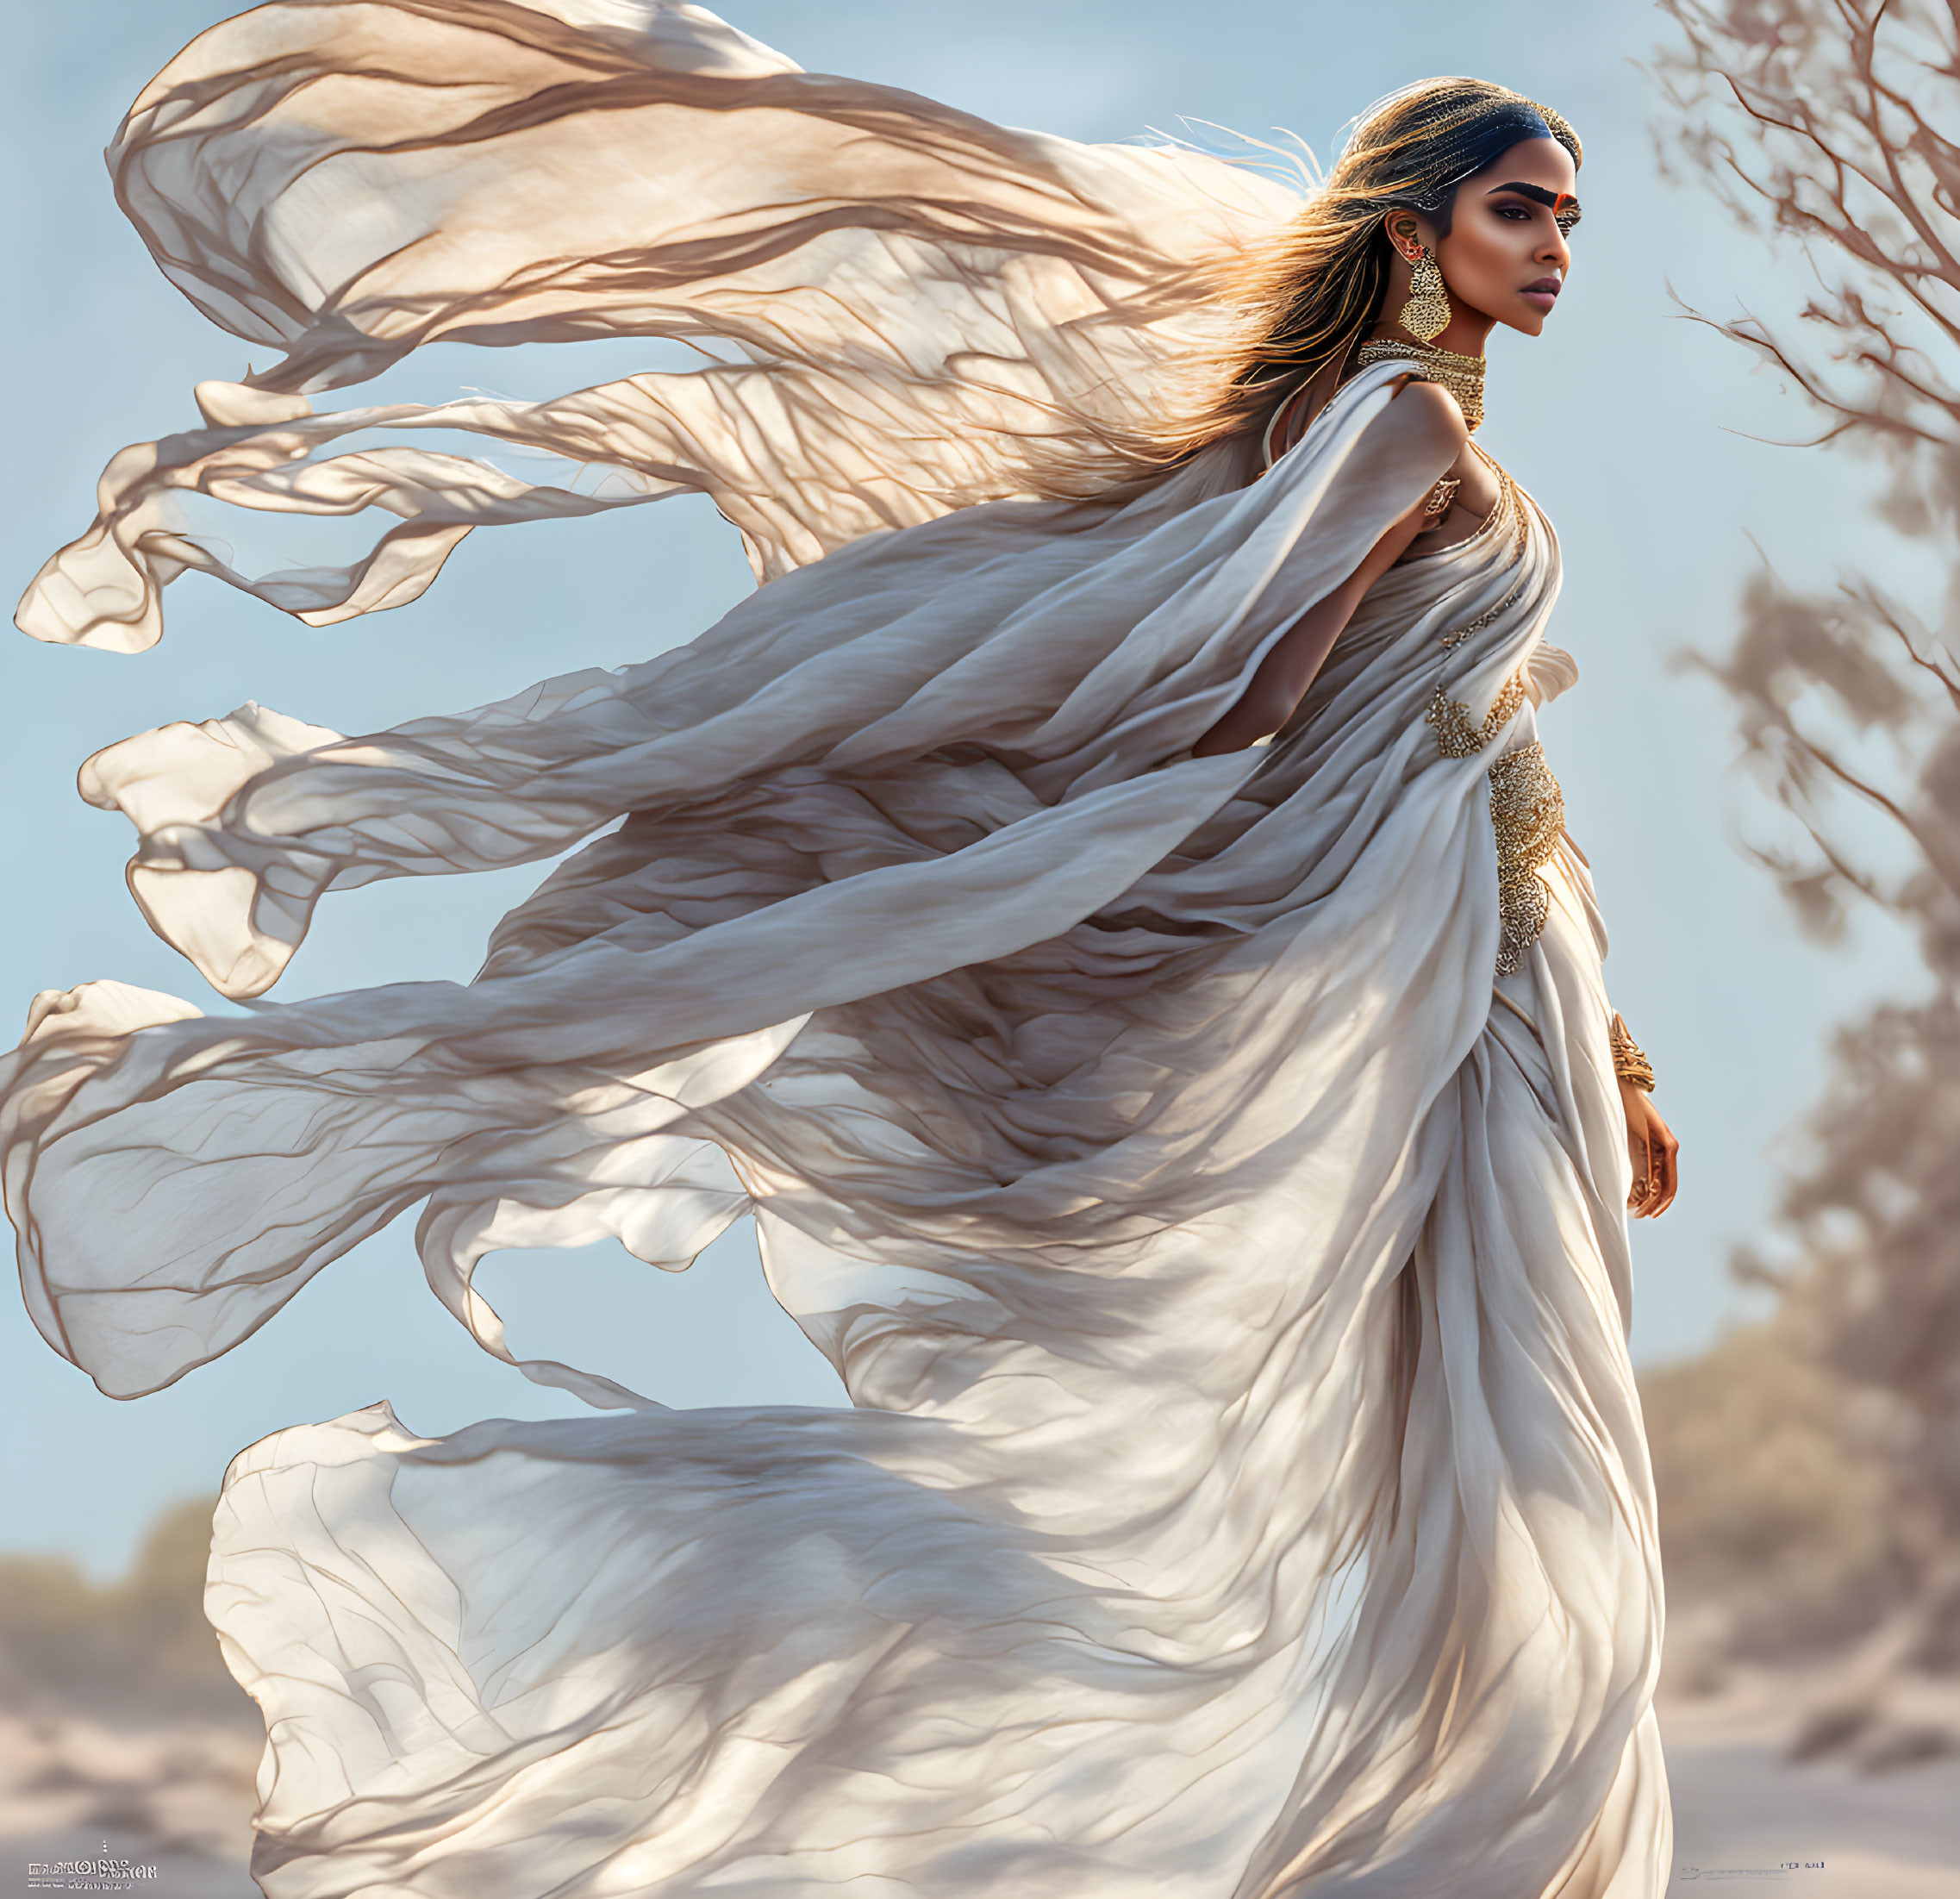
[[1651, 0, 1960, 1754]]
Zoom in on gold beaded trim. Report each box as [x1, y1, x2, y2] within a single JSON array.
[[1439, 461, 1527, 648], [1425, 672, 1528, 757], [1441, 577, 1522, 649], [1489, 741, 1565, 976], [1500, 466, 1528, 561], [1609, 1012, 1657, 1091], [1414, 444, 1561, 977], [1426, 665, 1562, 977]]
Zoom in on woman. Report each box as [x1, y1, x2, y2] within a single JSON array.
[[5, 4, 1678, 1894]]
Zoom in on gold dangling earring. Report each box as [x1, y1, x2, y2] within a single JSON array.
[[1399, 244, 1451, 344]]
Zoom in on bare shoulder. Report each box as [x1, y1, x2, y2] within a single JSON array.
[[1382, 375, 1470, 453]]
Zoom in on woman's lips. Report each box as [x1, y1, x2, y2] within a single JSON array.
[[1520, 278, 1562, 313]]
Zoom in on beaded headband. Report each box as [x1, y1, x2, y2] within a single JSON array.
[[1363, 88, 1581, 165]]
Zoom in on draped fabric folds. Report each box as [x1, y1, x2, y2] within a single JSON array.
[[4, 4, 1670, 1896], [18, 0, 1293, 648]]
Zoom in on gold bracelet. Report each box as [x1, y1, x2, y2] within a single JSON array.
[[1608, 1011, 1656, 1092]]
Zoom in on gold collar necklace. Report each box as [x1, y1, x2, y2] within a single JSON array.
[[1353, 336, 1486, 434]]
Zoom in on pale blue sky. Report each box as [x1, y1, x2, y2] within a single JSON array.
[[1, 0, 1924, 1575]]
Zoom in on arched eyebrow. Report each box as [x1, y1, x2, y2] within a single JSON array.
[[1486, 180, 1582, 223]]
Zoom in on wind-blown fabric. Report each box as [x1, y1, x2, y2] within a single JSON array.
[[4, 3, 1670, 1896]]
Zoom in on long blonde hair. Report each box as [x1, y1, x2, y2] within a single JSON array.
[[1039, 80, 1580, 497]]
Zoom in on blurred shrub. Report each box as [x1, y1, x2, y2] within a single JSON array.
[[0, 1496, 253, 1722], [1642, 1323, 1894, 1656], [1657, 0, 1960, 1707]]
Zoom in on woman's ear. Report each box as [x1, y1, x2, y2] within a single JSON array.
[[1384, 211, 1423, 262]]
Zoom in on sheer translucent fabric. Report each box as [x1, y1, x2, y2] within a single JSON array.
[[3, 4, 1670, 1896]]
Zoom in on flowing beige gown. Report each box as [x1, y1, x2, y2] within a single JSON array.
[[3, 3, 1670, 1893]]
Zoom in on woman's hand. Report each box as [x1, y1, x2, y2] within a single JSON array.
[[1620, 1079, 1678, 1218]]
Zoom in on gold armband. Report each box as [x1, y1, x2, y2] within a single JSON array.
[[1608, 1012, 1656, 1092]]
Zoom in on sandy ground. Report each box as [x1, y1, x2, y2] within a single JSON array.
[[0, 1687, 1956, 1896], [1659, 1672, 1960, 1896], [0, 1710, 259, 1899]]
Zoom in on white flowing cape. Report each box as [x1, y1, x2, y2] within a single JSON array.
[[5, 4, 1670, 1896]]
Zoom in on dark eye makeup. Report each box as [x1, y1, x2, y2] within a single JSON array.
[[1485, 180, 1582, 235]]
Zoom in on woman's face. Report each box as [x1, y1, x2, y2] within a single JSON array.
[[1431, 136, 1580, 338]]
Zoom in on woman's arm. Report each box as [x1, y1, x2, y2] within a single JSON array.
[[1195, 381, 1468, 758]]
